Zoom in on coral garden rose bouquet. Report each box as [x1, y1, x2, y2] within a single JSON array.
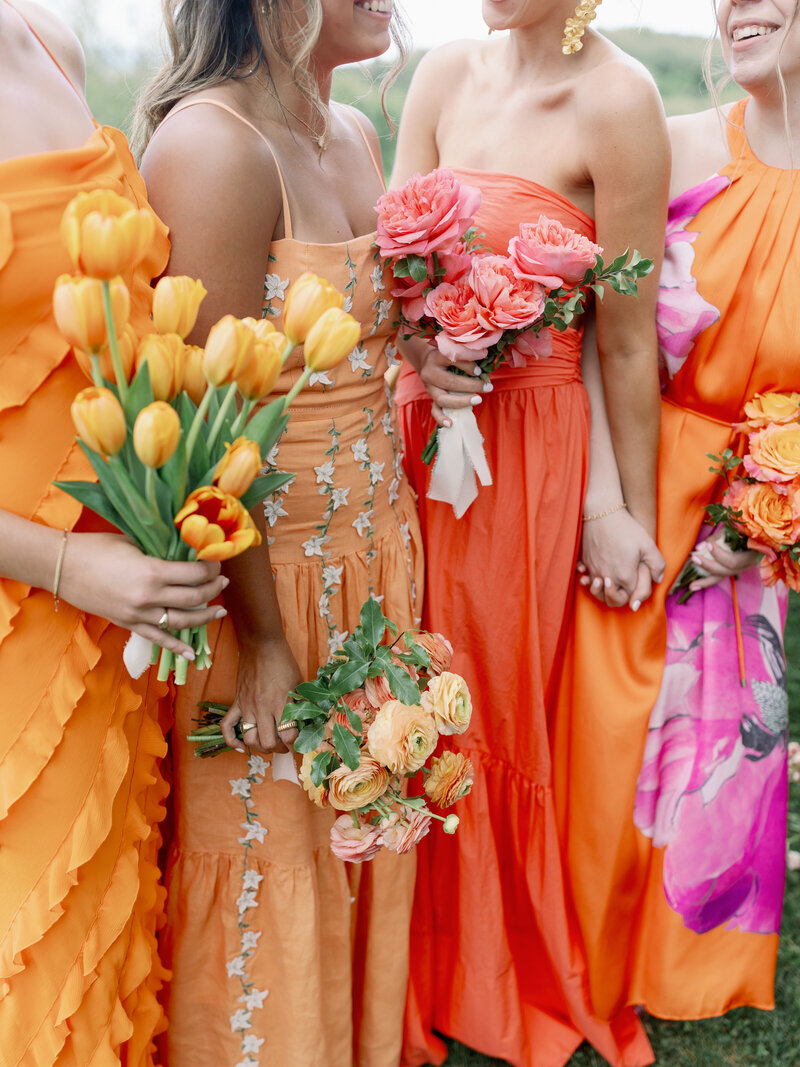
[[189, 600, 474, 862], [375, 169, 653, 516], [673, 391, 800, 603], [53, 189, 360, 682]]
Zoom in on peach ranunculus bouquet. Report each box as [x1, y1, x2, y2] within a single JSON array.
[[375, 168, 653, 517], [673, 391, 800, 601], [188, 600, 474, 861], [53, 189, 360, 682]]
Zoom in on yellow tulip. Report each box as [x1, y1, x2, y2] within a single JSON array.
[[61, 189, 156, 279], [182, 344, 208, 406], [236, 332, 285, 400], [241, 316, 276, 341], [71, 386, 127, 456], [213, 436, 263, 497], [152, 276, 207, 339], [132, 402, 182, 468], [135, 332, 185, 401], [175, 485, 262, 561], [303, 307, 361, 372], [203, 315, 255, 386], [53, 274, 130, 354], [74, 322, 139, 385], [282, 272, 343, 344]]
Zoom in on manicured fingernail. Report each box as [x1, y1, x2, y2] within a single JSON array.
[[215, 607, 227, 619], [483, 382, 494, 393], [604, 576, 612, 589], [443, 419, 452, 428], [631, 600, 641, 613], [234, 745, 245, 753], [579, 576, 590, 586], [221, 576, 231, 589], [472, 365, 482, 376], [183, 649, 196, 661], [470, 395, 482, 406]]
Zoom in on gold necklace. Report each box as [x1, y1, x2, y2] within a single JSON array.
[[252, 68, 328, 149]]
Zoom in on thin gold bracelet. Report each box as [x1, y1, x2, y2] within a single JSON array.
[[53, 529, 69, 612], [582, 502, 627, 523]]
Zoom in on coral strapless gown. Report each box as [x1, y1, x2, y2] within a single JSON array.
[[0, 121, 171, 1064], [395, 171, 652, 1067]]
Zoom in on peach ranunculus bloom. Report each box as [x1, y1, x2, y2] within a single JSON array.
[[424, 751, 475, 807], [509, 215, 602, 289], [378, 809, 433, 855], [334, 688, 376, 736], [400, 631, 454, 675], [327, 757, 390, 811], [743, 423, 800, 483], [329, 814, 384, 863], [735, 391, 800, 432], [425, 276, 503, 362], [469, 255, 547, 334], [725, 479, 800, 550], [375, 169, 481, 259], [421, 671, 473, 736], [299, 748, 331, 808], [364, 658, 418, 709], [367, 699, 438, 775]]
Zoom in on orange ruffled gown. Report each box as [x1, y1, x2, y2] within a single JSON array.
[[157, 100, 424, 1066], [0, 111, 172, 1067], [554, 99, 796, 1023], [395, 171, 652, 1067]]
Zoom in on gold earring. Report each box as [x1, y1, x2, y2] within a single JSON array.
[[487, 27, 495, 36], [562, 0, 601, 55]]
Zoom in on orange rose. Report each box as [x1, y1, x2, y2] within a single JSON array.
[[327, 757, 390, 811], [151, 275, 207, 339], [61, 188, 155, 279], [133, 401, 181, 468], [283, 271, 343, 344], [737, 391, 800, 432], [744, 423, 800, 483], [726, 480, 800, 549], [424, 751, 474, 807], [53, 273, 130, 354], [759, 551, 800, 592], [367, 699, 438, 775], [175, 485, 262, 561], [71, 386, 127, 456], [213, 436, 262, 498], [420, 671, 472, 736], [135, 332, 185, 401]]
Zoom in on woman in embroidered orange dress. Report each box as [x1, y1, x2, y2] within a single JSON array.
[[390, 2, 667, 1064], [135, 2, 422, 1064], [555, 0, 800, 1028], [0, 2, 228, 1063]]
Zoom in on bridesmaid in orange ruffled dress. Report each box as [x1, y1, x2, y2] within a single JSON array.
[[0, 2, 228, 1062], [391, 1, 668, 1064]]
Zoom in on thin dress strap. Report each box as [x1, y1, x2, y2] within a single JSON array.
[[160, 97, 294, 239], [343, 105, 385, 189]]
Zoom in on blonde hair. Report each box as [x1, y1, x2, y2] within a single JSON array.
[[132, 0, 410, 159]]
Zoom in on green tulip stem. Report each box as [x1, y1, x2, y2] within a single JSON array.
[[280, 339, 296, 366], [101, 280, 128, 405], [176, 381, 215, 508], [144, 466, 160, 519], [282, 365, 311, 411], [229, 397, 256, 440], [206, 382, 239, 454], [90, 353, 103, 388], [157, 646, 174, 681], [174, 630, 192, 685], [106, 456, 164, 556]]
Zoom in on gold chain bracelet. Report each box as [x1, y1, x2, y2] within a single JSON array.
[[582, 502, 627, 523], [52, 529, 69, 611]]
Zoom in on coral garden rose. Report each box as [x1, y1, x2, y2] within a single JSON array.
[[424, 751, 475, 807], [737, 391, 800, 432], [378, 809, 432, 855], [725, 480, 800, 549], [421, 671, 473, 736], [508, 215, 602, 289], [175, 484, 261, 561], [759, 550, 800, 592], [391, 242, 473, 323], [329, 814, 384, 863], [375, 168, 481, 258], [469, 255, 547, 333], [299, 748, 330, 808], [425, 277, 502, 362], [744, 423, 800, 483], [367, 699, 438, 775], [327, 756, 390, 812], [506, 326, 552, 368]]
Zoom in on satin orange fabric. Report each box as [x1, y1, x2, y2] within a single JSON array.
[[158, 100, 424, 1066], [554, 99, 797, 1022], [395, 172, 653, 1067], [0, 124, 172, 1065]]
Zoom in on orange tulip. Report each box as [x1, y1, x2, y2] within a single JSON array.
[[135, 332, 185, 401], [152, 276, 207, 339], [71, 386, 127, 456], [213, 436, 263, 497], [236, 332, 285, 400], [53, 273, 130, 354], [182, 344, 208, 406], [203, 315, 255, 386], [74, 322, 139, 384], [283, 272, 343, 344], [303, 307, 361, 372], [175, 485, 262, 561], [133, 401, 182, 468], [61, 189, 156, 279]]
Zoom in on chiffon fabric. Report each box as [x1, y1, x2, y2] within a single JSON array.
[[157, 100, 424, 1067], [554, 98, 794, 1023], [0, 68, 172, 1067], [395, 171, 653, 1067]]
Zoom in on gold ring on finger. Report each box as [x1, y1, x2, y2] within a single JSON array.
[[241, 722, 258, 733], [277, 719, 298, 731], [157, 609, 170, 631]]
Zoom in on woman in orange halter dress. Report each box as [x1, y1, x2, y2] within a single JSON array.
[[136, 2, 422, 1064], [391, 2, 667, 1065], [0, 2, 227, 1063], [554, 0, 800, 1029]]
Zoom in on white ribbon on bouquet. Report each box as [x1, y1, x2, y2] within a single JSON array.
[[427, 406, 492, 519]]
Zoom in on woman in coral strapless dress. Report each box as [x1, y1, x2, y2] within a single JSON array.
[[391, 2, 668, 1064]]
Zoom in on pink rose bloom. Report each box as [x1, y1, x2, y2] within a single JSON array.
[[379, 809, 433, 855], [509, 215, 602, 289], [469, 254, 546, 333], [375, 169, 481, 258], [425, 276, 503, 362], [391, 241, 473, 323], [506, 327, 552, 368], [743, 423, 800, 484], [330, 814, 384, 864]]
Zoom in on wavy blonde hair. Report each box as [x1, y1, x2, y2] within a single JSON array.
[[132, 0, 410, 160]]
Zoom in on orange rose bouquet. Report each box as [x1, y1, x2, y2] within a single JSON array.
[[53, 190, 360, 682], [188, 600, 474, 862], [673, 391, 800, 602]]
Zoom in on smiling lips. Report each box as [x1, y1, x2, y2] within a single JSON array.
[[354, 0, 393, 13], [731, 24, 778, 43]]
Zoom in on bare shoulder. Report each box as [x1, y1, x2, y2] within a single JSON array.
[[408, 39, 477, 95], [577, 48, 665, 129], [667, 105, 732, 197], [14, 0, 86, 92]]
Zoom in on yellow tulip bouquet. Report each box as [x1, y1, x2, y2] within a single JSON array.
[[52, 189, 360, 683]]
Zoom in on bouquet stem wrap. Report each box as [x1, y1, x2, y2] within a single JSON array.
[[427, 407, 493, 518]]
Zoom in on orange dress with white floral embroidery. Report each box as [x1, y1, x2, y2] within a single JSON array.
[[158, 101, 424, 1067], [0, 29, 171, 1065]]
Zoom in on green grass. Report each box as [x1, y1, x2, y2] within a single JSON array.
[[438, 594, 800, 1067]]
